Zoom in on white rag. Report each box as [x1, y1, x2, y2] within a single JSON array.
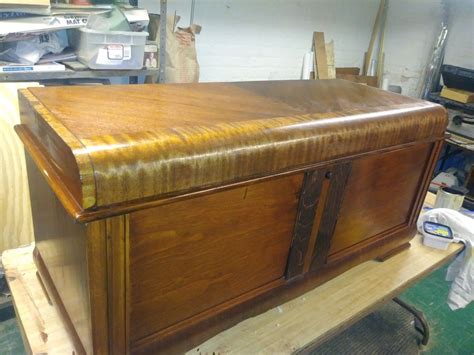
[[417, 208, 474, 310]]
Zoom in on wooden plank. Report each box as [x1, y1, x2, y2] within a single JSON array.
[[375, 1, 388, 87], [325, 41, 336, 79], [312, 32, 328, 79], [286, 170, 326, 279], [377, 52, 385, 87], [2, 244, 77, 354], [0, 83, 37, 253], [336, 67, 360, 75], [191, 232, 462, 354], [440, 87, 474, 103], [335, 73, 378, 87]]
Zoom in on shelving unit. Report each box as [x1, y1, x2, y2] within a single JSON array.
[[0, 1, 167, 84], [0, 63, 160, 83]]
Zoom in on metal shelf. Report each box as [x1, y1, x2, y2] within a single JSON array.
[[0, 66, 160, 83]]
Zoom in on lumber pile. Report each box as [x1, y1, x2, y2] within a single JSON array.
[[305, 1, 387, 88]]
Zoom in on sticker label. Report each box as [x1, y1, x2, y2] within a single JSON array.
[[95, 45, 132, 65], [107, 45, 124, 60]]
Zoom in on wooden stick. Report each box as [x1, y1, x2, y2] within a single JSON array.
[[363, 0, 385, 75], [326, 41, 336, 79], [313, 32, 329, 79], [312, 34, 318, 78], [376, 1, 388, 86], [377, 52, 385, 87]]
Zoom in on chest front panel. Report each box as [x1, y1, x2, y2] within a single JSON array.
[[128, 174, 303, 341], [124, 141, 439, 351]]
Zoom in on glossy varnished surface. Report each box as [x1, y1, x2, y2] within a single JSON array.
[[17, 80, 447, 217], [25, 154, 108, 354], [26, 154, 92, 354], [23, 81, 425, 137], [188, 235, 463, 354], [129, 174, 302, 342], [329, 143, 433, 256], [18, 80, 449, 354]]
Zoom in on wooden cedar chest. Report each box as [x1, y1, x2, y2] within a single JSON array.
[[16, 80, 446, 354]]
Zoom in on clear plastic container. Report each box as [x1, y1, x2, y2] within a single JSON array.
[[422, 233, 452, 250], [70, 28, 148, 70]]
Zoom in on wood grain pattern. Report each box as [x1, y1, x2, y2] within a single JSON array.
[[14, 125, 85, 224], [25, 154, 108, 354], [5, 225, 461, 355], [336, 67, 360, 75], [16, 80, 447, 217], [328, 143, 433, 257], [189, 235, 462, 354], [129, 137, 441, 353], [325, 40, 336, 79], [408, 141, 444, 227], [0, 83, 37, 253], [310, 162, 352, 270], [33, 248, 86, 354], [131, 224, 431, 354], [17, 80, 448, 354], [86, 220, 109, 355], [129, 174, 302, 342], [2, 245, 79, 354], [335, 73, 378, 87], [106, 215, 129, 354], [286, 169, 325, 279], [303, 177, 331, 273], [313, 32, 328, 79], [18, 90, 96, 209]]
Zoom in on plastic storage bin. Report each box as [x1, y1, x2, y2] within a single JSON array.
[[421, 221, 454, 250], [70, 28, 148, 70], [422, 233, 453, 250]]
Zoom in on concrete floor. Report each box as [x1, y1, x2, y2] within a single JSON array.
[[0, 306, 24, 355], [0, 264, 472, 355]]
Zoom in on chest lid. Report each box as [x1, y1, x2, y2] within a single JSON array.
[[16, 79, 446, 221]]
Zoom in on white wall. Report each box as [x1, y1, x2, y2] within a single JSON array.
[[383, 0, 443, 96], [444, 0, 474, 71], [140, 0, 473, 97]]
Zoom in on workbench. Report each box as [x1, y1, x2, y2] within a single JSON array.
[[2, 193, 464, 354]]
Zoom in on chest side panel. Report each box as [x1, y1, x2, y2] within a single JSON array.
[[128, 174, 302, 342], [328, 142, 434, 256], [25, 153, 109, 354]]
